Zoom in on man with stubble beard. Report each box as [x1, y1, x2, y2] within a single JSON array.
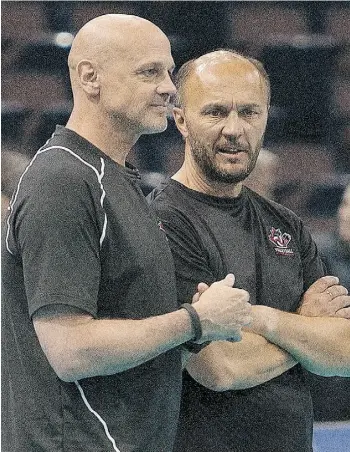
[[149, 49, 350, 452]]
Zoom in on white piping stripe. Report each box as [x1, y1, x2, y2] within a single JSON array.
[[5, 145, 108, 255], [6, 153, 39, 255], [98, 157, 107, 247], [75, 381, 121, 452]]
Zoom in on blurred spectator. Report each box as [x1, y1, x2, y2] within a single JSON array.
[[1, 151, 30, 451], [307, 182, 350, 422], [244, 148, 280, 199], [314, 183, 350, 290], [332, 116, 350, 173], [1, 150, 30, 222]]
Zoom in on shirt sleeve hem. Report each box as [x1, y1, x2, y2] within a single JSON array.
[[29, 293, 98, 319]]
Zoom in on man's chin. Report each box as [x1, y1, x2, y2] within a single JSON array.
[[212, 162, 250, 183], [207, 167, 249, 184], [143, 119, 168, 135]]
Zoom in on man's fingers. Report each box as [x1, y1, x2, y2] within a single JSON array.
[[192, 292, 200, 303], [197, 282, 209, 294], [214, 273, 235, 288], [192, 282, 210, 303], [325, 286, 348, 298], [306, 276, 339, 294], [192, 282, 209, 303], [335, 307, 350, 320], [330, 295, 350, 312]]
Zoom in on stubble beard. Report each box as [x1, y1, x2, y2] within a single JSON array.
[[143, 112, 169, 135], [188, 134, 263, 185], [109, 108, 168, 136]]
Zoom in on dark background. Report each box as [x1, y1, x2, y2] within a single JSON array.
[[2, 1, 350, 228]]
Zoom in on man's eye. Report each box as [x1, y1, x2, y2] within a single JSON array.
[[240, 109, 259, 117], [142, 68, 158, 77], [207, 109, 226, 117]]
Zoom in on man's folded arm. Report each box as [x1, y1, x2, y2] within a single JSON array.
[[186, 331, 297, 391]]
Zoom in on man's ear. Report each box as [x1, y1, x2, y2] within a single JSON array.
[[76, 60, 100, 96], [173, 107, 188, 139]]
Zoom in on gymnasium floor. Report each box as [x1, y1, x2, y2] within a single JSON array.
[[313, 421, 350, 452]]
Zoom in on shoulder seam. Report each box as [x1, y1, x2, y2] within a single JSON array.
[[6, 146, 108, 255]]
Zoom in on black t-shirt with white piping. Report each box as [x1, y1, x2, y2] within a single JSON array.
[[2, 126, 181, 452]]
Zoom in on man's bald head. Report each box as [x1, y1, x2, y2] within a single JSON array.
[[66, 13, 175, 143], [68, 14, 167, 71], [175, 49, 271, 108]]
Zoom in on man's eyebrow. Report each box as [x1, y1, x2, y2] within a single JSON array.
[[201, 103, 229, 112], [137, 61, 175, 71], [238, 103, 263, 109]]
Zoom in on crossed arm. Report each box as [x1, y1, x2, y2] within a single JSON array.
[[187, 276, 350, 391], [186, 331, 297, 391], [247, 281, 350, 378]]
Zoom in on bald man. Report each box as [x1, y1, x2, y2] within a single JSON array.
[[148, 49, 350, 452], [2, 18, 252, 452]]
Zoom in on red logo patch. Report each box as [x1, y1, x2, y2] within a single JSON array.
[[268, 227, 294, 256]]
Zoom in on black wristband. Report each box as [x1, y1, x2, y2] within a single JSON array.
[[180, 303, 203, 342], [181, 340, 211, 354]]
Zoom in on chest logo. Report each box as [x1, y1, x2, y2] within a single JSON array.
[[268, 227, 294, 256], [157, 220, 168, 240], [158, 220, 165, 232]]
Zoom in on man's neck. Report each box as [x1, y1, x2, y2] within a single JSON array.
[[66, 113, 138, 166]]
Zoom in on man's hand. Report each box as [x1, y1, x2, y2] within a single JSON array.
[[298, 276, 350, 319], [191, 274, 252, 342]]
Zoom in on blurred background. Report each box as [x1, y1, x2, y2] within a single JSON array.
[[2, 1, 350, 229], [1, 0, 350, 448]]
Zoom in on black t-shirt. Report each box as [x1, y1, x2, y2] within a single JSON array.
[[2, 127, 182, 452], [149, 178, 326, 452]]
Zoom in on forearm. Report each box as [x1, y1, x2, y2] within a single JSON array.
[[34, 308, 193, 382], [248, 306, 350, 376], [34, 275, 252, 382], [186, 332, 297, 391]]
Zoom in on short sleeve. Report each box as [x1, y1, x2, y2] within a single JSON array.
[[11, 164, 102, 318]]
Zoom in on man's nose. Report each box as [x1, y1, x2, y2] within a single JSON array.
[[157, 73, 176, 96], [222, 112, 244, 138]]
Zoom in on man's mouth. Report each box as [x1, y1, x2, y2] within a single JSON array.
[[217, 147, 247, 155]]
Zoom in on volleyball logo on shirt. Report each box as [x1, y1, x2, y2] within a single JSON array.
[[157, 220, 168, 240], [268, 227, 294, 256]]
